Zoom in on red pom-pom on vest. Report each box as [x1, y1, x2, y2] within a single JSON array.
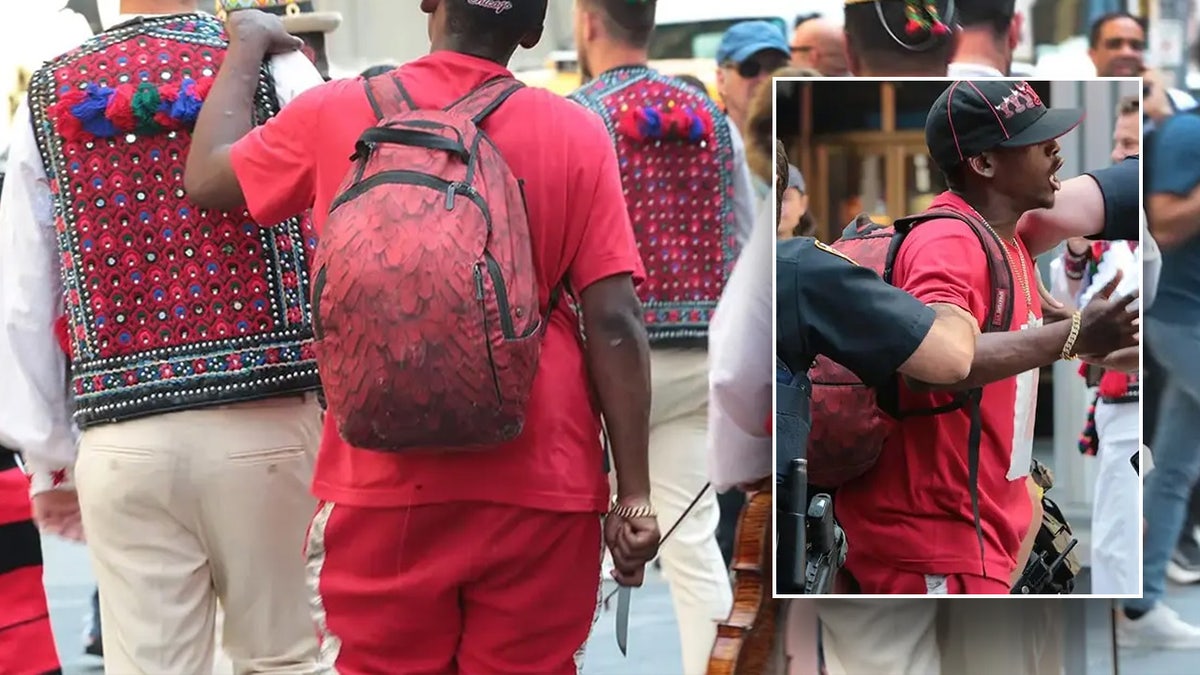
[[1098, 370, 1130, 399]]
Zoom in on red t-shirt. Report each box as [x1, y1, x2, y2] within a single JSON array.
[[835, 191, 1038, 585], [229, 51, 645, 513]]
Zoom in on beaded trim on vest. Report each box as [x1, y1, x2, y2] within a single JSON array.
[[569, 67, 738, 342], [26, 14, 320, 429]]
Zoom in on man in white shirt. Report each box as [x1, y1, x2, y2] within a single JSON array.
[[0, 1, 326, 671]]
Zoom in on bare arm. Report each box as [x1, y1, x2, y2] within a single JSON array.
[[895, 302, 977, 385], [580, 274, 652, 504], [1148, 185, 1200, 250], [909, 275, 1138, 392], [184, 12, 302, 210], [906, 318, 1073, 392], [184, 37, 266, 209], [1018, 174, 1106, 256]]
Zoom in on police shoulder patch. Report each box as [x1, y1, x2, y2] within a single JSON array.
[[814, 240, 858, 266]]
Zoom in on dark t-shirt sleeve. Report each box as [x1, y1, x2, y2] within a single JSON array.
[[1084, 156, 1139, 241], [782, 239, 934, 387]]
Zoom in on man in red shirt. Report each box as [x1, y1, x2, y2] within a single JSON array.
[[835, 80, 1140, 595], [184, 2, 661, 672]]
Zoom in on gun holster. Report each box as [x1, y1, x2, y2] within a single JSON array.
[[804, 492, 848, 594], [1012, 494, 1081, 595]]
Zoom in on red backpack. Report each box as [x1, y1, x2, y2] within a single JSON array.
[[311, 74, 559, 452]]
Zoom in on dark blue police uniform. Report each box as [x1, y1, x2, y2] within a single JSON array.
[[774, 236, 939, 593], [1085, 155, 1139, 242]]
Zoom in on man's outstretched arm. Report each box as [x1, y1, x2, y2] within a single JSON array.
[[912, 275, 1138, 392], [788, 239, 977, 389], [1018, 157, 1138, 256]]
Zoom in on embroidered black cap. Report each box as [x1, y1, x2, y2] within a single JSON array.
[[925, 80, 1084, 173]]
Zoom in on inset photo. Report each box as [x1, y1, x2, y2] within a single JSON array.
[[774, 78, 1142, 597]]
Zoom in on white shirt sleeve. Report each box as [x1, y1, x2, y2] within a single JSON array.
[[727, 123, 758, 251], [0, 101, 78, 494], [707, 194, 774, 492], [267, 51, 325, 106], [1048, 255, 1071, 306], [1078, 242, 1139, 309]]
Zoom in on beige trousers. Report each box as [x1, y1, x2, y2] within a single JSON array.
[[767, 599, 1064, 675], [646, 348, 734, 675], [75, 394, 322, 675]]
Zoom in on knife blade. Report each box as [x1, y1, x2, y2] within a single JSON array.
[[615, 584, 631, 656]]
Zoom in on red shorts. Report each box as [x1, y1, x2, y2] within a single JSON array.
[[849, 559, 1010, 595], [306, 500, 602, 675], [0, 464, 60, 675]]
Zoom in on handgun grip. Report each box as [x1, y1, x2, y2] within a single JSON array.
[[806, 493, 836, 553]]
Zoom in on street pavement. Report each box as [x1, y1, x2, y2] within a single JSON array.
[[41, 531, 1200, 675], [1118, 581, 1200, 675], [41, 536, 687, 675], [42, 530, 1200, 672]]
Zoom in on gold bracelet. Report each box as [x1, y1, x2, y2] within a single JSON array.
[[1060, 311, 1082, 360], [609, 496, 657, 519]]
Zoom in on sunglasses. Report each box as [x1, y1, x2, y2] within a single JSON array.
[[728, 55, 789, 79]]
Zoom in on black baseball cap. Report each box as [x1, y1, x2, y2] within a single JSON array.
[[925, 80, 1083, 173]]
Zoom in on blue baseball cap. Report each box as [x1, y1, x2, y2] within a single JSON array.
[[716, 21, 790, 65]]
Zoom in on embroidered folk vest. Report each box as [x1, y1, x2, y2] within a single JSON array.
[[569, 67, 738, 342], [26, 13, 319, 429]]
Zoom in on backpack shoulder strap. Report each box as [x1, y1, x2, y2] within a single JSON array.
[[890, 209, 1015, 334], [445, 76, 525, 126], [887, 207, 1001, 579], [364, 72, 417, 121]]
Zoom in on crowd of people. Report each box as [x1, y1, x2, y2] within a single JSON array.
[[0, 1, 1189, 675]]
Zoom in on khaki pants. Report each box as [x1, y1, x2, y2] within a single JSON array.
[[771, 598, 1063, 675], [646, 348, 733, 675], [75, 394, 322, 675]]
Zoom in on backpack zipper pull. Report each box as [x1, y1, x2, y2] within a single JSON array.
[[473, 264, 485, 299], [445, 182, 459, 210]]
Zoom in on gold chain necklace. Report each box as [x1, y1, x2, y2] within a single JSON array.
[[966, 205, 1034, 315]]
